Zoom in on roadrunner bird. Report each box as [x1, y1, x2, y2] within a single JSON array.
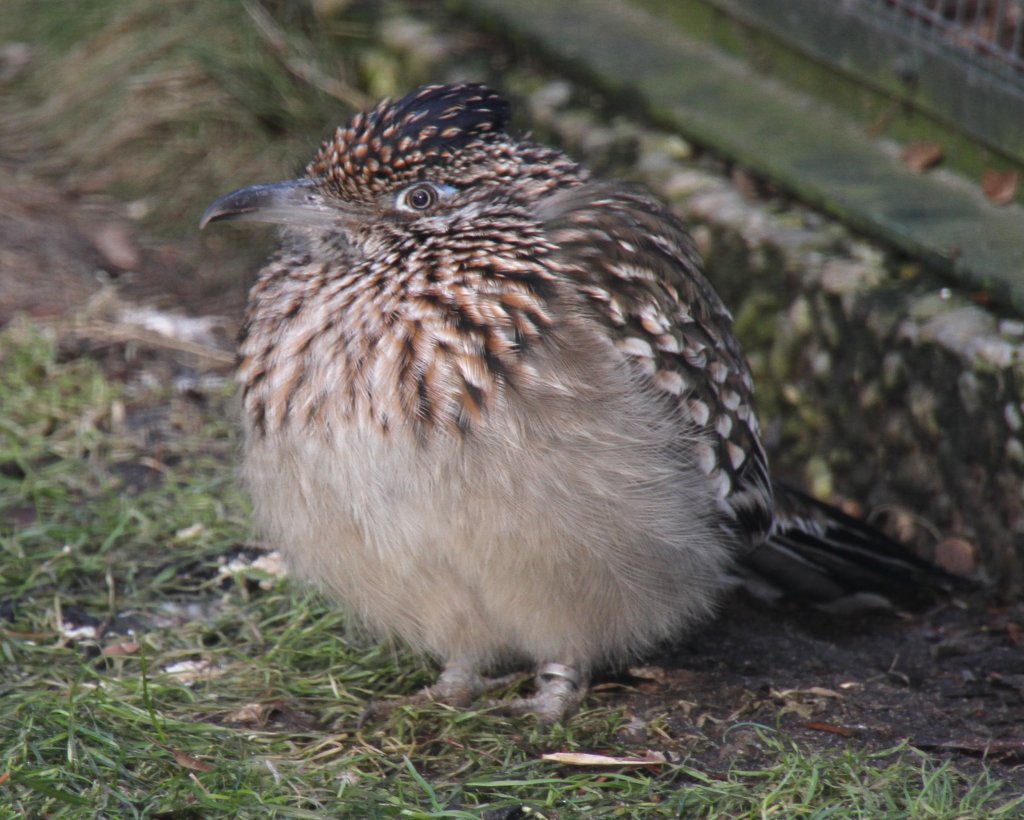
[[202, 83, 936, 722]]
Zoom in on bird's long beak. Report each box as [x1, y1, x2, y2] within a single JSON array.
[[199, 178, 338, 230]]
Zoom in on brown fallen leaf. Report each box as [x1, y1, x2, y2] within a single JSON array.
[[627, 665, 695, 693], [773, 686, 843, 700], [934, 536, 977, 577], [981, 168, 1018, 205], [161, 658, 220, 682], [806, 721, 855, 737], [902, 142, 943, 173], [628, 665, 668, 685], [101, 640, 139, 657], [92, 223, 141, 271], [224, 700, 321, 732], [542, 750, 667, 767], [914, 737, 1024, 764], [1006, 622, 1023, 648], [226, 702, 271, 725], [171, 750, 215, 773]]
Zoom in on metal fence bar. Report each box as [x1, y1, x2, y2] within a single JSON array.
[[862, 0, 1024, 79], [706, 0, 1024, 162]]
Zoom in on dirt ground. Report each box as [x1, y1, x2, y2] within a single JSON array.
[[629, 594, 1024, 787], [5, 161, 1023, 792]]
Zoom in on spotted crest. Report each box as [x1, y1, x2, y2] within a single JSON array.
[[308, 83, 511, 200]]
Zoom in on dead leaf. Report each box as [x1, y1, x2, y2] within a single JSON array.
[[93, 223, 141, 270], [981, 168, 1018, 205], [914, 737, 1024, 764], [217, 550, 288, 589], [171, 750, 215, 772], [174, 522, 207, 541], [627, 665, 695, 693], [902, 142, 943, 173], [101, 640, 139, 657], [934, 537, 977, 577], [807, 721, 855, 737], [226, 703, 271, 725], [542, 750, 666, 767], [628, 665, 668, 684], [224, 700, 320, 732], [777, 700, 814, 720], [771, 687, 842, 720], [773, 687, 842, 700], [1006, 622, 1023, 647], [161, 658, 219, 682]]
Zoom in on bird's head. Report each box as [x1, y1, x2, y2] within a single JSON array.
[[200, 83, 582, 252]]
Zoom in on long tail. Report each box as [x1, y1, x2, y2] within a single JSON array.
[[741, 482, 954, 604]]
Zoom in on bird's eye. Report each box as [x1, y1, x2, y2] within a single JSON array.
[[403, 183, 438, 211], [396, 182, 456, 213]]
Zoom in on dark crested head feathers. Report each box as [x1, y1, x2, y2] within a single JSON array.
[[307, 83, 512, 200]]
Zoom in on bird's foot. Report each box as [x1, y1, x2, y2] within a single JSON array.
[[484, 662, 587, 724], [357, 662, 522, 726]]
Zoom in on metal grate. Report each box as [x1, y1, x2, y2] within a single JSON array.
[[710, 0, 1024, 162], [860, 0, 1024, 84]]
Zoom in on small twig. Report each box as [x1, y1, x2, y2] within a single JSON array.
[[71, 319, 235, 366]]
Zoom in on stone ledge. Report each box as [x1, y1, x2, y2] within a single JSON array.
[[450, 0, 1024, 315], [519, 83, 1023, 590]]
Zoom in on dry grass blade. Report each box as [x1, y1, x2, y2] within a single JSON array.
[[243, 0, 371, 109]]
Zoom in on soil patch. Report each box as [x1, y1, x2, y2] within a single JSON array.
[[620, 594, 1024, 787]]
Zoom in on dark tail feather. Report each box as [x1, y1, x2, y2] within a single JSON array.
[[741, 482, 954, 604]]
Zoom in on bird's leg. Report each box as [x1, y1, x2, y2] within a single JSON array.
[[485, 662, 588, 723], [358, 660, 522, 725], [425, 660, 488, 705]]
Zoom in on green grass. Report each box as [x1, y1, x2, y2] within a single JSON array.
[[2, 324, 1021, 817]]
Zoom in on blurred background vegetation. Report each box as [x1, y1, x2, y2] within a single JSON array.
[[2, 0, 472, 316]]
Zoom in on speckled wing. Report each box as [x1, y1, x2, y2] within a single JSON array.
[[535, 181, 774, 547]]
